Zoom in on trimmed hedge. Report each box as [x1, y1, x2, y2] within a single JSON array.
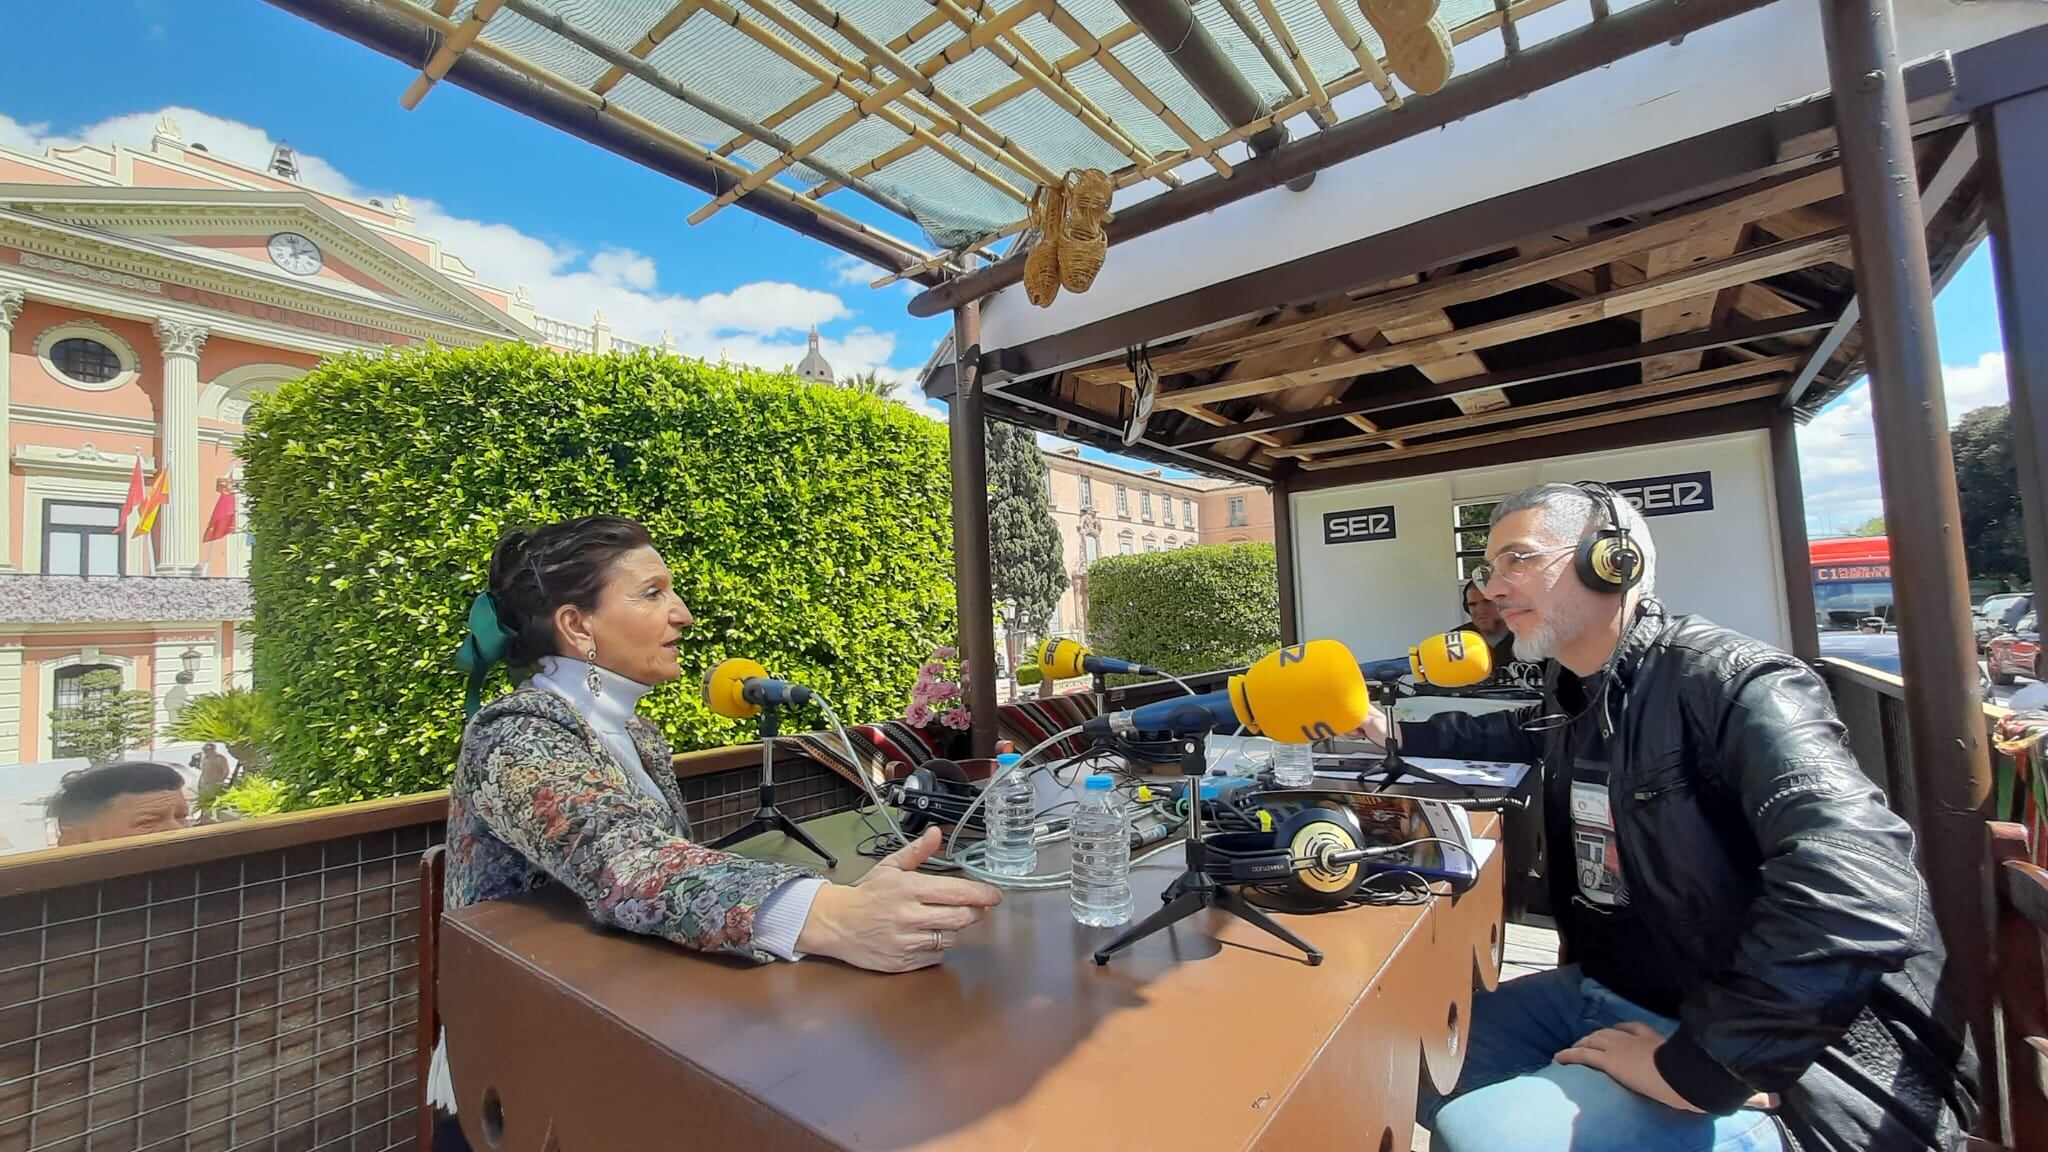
[[241, 343, 956, 806], [1084, 543, 1279, 677]]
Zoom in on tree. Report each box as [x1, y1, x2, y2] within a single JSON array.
[[1950, 404, 2028, 582], [986, 421, 1068, 673], [845, 370, 898, 400], [48, 668, 157, 765], [1851, 516, 1886, 537]]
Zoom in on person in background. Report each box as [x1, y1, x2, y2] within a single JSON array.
[[1462, 578, 1518, 678], [437, 516, 1001, 1150], [1356, 482, 1974, 1152], [198, 743, 232, 790], [48, 762, 191, 846]]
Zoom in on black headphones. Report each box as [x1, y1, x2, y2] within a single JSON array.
[[1198, 792, 1480, 910], [1571, 481, 1644, 594], [884, 759, 985, 835]]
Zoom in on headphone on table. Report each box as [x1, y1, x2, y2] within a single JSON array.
[[1571, 481, 1644, 594], [884, 759, 985, 835], [1198, 792, 1479, 911]]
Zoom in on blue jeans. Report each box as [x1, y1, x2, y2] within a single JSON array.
[[1422, 966, 1784, 1152]]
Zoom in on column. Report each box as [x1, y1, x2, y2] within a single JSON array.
[[154, 318, 209, 573], [0, 289, 21, 571], [1979, 86, 2048, 599], [1271, 472, 1300, 646], [948, 303, 998, 759], [1768, 414, 1819, 659], [1820, 0, 1993, 1066]]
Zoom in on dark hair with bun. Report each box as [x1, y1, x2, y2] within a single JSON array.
[[47, 761, 186, 827], [487, 516, 655, 668]]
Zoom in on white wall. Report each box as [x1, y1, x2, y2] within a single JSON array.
[[1291, 431, 1792, 662]]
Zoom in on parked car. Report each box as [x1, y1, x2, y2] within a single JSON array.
[[1975, 592, 2032, 652], [1987, 612, 2041, 686], [1817, 631, 1994, 701]]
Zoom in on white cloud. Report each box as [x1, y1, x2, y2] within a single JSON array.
[[0, 107, 935, 416], [1797, 351, 2009, 535]]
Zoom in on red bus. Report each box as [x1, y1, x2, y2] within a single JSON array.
[[1811, 537, 1893, 630]]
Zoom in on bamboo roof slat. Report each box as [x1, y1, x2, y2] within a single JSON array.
[[403, 0, 506, 109]]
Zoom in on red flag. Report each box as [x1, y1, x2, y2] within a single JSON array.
[[121, 457, 145, 527], [202, 489, 237, 544]]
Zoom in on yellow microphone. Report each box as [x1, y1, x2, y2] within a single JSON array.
[[1359, 629, 1495, 687], [1035, 637, 1158, 680], [1084, 639, 1369, 744], [702, 658, 814, 719]]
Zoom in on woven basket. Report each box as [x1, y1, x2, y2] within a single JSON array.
[[1385, 18, 1454, 95], [1063, 168, 1114, 220], [1056, 223, 1106, 293], [1023, 183, 1064, 307], [1359, 0, 1437, 33]]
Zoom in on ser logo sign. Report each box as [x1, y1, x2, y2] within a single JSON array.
[[1323, 505, 1397, 545], [1608, 471, 1714, 518]]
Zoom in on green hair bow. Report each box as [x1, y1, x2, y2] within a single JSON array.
[[456, 592, 513, 717]]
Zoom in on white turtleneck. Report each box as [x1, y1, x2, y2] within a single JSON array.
[[529, 657, 821, 962]]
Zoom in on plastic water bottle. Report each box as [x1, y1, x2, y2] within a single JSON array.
[[982, 752, 1038, 877], [1070, 776, 1132, 926], [1270, 741, 1316, 787]]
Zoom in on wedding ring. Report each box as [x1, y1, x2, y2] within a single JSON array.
[[930, 929, 945, 951]]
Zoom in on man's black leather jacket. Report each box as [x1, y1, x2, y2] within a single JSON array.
[[1402, 605, 1978, 1151]]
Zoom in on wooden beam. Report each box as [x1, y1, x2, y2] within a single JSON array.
[[1166, 310, 1832, 446], [1637, 222, 1747, 378], [1158, 229, 1850, 411], [1273, 355, 1799, 457], [1297, 379, 1788, 469], [1076, 166, 1844, 387]]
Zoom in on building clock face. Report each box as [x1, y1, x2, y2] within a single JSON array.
[[266, 231, 323, 275]]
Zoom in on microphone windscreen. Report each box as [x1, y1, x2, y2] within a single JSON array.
[[1227, 639, 1370, 743], [1412, 629, 1493, 687], [1036, 637, 1092, 680], [703, 657, 768, 719]]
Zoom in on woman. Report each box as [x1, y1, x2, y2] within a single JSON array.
[[434, 516, 999, 1146]]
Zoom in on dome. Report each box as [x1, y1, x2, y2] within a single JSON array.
[[796, 326, 834, 385]]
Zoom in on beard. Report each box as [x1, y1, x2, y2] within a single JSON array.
[[1509, 594, 1604, 662]]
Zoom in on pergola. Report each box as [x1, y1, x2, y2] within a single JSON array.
[[270, 0, 2047, 1113]]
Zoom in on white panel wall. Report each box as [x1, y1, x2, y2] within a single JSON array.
[[1291, 431, 1791, 663]]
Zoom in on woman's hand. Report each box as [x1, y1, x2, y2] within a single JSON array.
[[796, 827, 1003, 972]]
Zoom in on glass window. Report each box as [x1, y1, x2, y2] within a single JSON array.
[[52, 663, 120, 758], [1116, 485, 1128, 516], [44, 502, 124, 576], [1140, 491, 1153, 521], [50, 338, 123, 385], [1454, 499, 1500, 581], [1079, 476, 1093, 509], [1184, 499, 1196, 526], [1119, 536, 1134, 556], [1163, 499, 1175, 526], [1227, 496, 1247, 527], [1083, 535, 1099, 563], [1143, 533, 1158, 553]]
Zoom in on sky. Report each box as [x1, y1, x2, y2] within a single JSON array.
[[0, 0, 2017, 531]]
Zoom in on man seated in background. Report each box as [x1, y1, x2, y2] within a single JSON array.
[[48, 762, 190, 846], [1462, 579, 1516, 671]]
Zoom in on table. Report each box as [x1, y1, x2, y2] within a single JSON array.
[[440, 807, 1504, 1151]]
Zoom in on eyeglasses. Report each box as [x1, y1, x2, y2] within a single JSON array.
[[1471, 544, 1575, 587]]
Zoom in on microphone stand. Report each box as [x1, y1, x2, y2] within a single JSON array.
[[1354, 681, 1472, 798], [707, 704, 838, 867], [1092, 729, 1324, 967]]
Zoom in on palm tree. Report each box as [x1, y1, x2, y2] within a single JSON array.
[[845, 370, 898, 399]]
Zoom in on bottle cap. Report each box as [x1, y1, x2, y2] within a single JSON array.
[[1084, 775, 1112, 791], [996, 753, 1023, 768]]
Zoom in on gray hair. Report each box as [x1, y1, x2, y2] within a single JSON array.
[[1490, 482, 1657, 595]]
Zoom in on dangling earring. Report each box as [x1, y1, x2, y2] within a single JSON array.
[[585, 647, 602, 697]]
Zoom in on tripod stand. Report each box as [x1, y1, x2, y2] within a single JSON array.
[[1092, 732, 1324, 966], [1353, 681, 1472, 797], [706, 705, 837, 867]]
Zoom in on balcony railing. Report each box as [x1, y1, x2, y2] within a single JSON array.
[[0, 574, 251, 624]]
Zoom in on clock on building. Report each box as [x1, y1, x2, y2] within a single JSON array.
[[266, 231, 323, 275]]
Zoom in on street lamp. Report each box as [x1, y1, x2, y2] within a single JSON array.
[[176, 647, 201, 685], [997, 601, 1018, 701]]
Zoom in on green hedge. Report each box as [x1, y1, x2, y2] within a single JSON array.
[[1084, 543, 1279, 677], [240, 343, 956, 806]]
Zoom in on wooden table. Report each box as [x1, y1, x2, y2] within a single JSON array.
[[440, 809, 1504, 1151]]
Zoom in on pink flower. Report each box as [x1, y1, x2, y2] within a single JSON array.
[[920, 662, 945, 678], [906, 701, 935, 728], [930, 681, 961, 701], [934, 647, 959, 660], [939, 707, 972, 730]]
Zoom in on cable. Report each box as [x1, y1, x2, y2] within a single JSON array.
[[944, 725, 1084, 860], [815, 696, 907, 849]]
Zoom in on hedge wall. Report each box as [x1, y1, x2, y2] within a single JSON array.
[[240, 343, 956, 806], [1084, 543, 1279, 677]]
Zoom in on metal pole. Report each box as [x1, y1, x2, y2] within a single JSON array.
[[950, 303, 1000, 759], [1978, 87, 2048, 598], [1768, 414, 1820, 660], [1819, 0, 1993, 1060], [1271, 473, 1301, 646]]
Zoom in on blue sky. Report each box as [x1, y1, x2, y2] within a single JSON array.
[[0, 0, 2014, 530]]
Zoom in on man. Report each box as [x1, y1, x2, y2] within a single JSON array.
[[1358, 482, 1974, 1152], [198, 742, 233, 790], [1461, 578, 1532, 686], [48, 761, 190, 846]]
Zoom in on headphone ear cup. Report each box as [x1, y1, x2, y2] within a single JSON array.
[[1578, 532, 1642, 592], [1279, 805, 1365, 909]]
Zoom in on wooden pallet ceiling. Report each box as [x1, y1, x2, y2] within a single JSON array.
[[995, 126, 1981, 481]]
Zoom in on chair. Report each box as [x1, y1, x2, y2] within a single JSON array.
[[416, 845, 447, 1151], [1982, 822, 2048, 1150]]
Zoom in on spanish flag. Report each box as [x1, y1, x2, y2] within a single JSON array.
[[134, 470, 169, 537], [120, 457, 145, 530]]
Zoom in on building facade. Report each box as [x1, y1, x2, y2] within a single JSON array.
[[0, 119, 589, 765], [1041, 447, 1269, 639]]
